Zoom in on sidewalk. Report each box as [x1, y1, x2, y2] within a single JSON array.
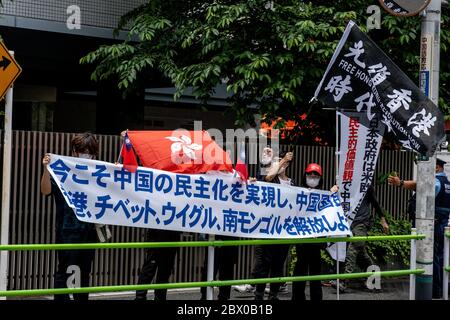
[[8, 277, 412, 301], [14, 277, 408, 301]]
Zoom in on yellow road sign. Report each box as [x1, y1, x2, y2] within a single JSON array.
[[0, 41, 21, 100]]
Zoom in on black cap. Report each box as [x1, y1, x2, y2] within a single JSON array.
[[437, 158, 447, 167]]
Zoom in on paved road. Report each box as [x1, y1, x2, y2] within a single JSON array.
[[10, 277, 411, 300], [86, 277, 410, 301]]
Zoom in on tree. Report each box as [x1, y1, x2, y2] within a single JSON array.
[[81, 0, 450, 146]]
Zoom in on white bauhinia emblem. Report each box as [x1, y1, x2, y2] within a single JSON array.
[[166, 135, 202, 160]]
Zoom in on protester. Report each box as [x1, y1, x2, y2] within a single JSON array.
[[40, 132, 99, 301], [116, 130, 181, 300], [387, 170, 417, 227], [200, 234, 238, 300], [135, 229, 180, 300], [252, 149, 294, 300], [292, 163, 338, 300], [388, 158, 450, 299], [337, 185, 389, 292]]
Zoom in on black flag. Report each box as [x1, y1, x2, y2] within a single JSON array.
[[314, 21, 445, 157]]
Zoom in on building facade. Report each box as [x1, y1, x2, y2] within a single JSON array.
[[0, 1, 236, 135]]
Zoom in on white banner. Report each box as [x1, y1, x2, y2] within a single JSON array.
[[326, 112, 383, 261], [338, 112, 384, 224], [47, 154, 351, 239]]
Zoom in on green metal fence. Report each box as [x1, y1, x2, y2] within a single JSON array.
[[0, 234, 425, 300]]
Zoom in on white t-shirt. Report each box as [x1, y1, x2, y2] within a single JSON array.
[[279, 177, 292, 186]]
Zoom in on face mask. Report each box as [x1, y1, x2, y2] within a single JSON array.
[[306, 176, 320, 188], [78, 153, 94, 159]]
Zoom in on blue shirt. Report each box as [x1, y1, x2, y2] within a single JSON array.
[[435, 172, 447, 195]]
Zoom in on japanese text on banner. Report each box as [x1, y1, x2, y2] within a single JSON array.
[[47, 154, 351, 239]]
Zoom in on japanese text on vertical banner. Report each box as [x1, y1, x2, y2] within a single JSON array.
[[47, 154, 351, 239], [338, 112, 384, 223]]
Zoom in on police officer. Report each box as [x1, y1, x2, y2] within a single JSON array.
[[388, 158, 450, 299]]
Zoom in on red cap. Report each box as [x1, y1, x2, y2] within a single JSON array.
[[305, 163, 322, 176]]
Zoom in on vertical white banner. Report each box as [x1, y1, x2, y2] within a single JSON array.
[[327, 111, 384, 261], [338, 112, 384, 223]]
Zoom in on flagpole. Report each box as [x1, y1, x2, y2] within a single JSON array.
[[335, 107, 340, 301], [206, 234, 215, 300], [116, 130, 127, 164], [117, 143, 123, 164]]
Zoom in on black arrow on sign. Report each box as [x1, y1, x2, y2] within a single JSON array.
[[0, 56, 11, 71]]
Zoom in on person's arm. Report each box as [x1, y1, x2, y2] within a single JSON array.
[[264, 152, 293, 182], [435, 177, 441, 196], [40, 153, 52, 196], [368, 187, 390, 233], [388, 175, 416, 190], [264, 162, 282, 182]]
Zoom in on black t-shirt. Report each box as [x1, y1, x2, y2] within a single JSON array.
[[352, 185, 385, 227], [50, 179, 94, 242]]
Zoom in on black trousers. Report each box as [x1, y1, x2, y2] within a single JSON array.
[[252, 244, 290, 299], [292, 244, 323, 301], [433, 211, 450, 298], [54, 229, 97, 301], [200, 235, 238, 300], [136, 229, 180, 300]]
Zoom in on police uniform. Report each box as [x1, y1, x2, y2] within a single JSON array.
[[433, 158, 450, 298]]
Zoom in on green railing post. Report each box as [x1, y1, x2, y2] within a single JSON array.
[[336, 241, 343, 301], [410, 228, 417, 300], [206, 234, 215, 301]]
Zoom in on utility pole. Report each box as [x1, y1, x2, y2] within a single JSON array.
[[0, 51, 14, 299], [416, 0, 442, 300]]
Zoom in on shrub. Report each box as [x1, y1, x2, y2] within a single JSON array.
[[366, 212, 412, 267], [288, 213, 412, 275]]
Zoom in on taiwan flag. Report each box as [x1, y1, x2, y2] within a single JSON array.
[[121, 131, 138, 172], [127, 130, 233, 174]]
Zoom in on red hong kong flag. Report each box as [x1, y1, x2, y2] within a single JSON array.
[[121, 131, 138, 172], [127, 130, 233, 174]]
